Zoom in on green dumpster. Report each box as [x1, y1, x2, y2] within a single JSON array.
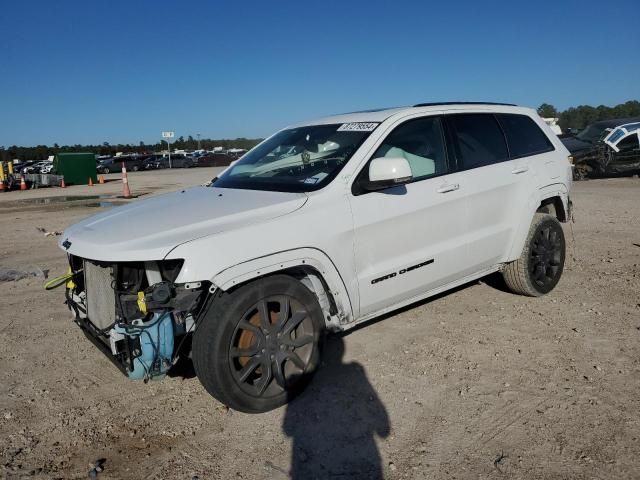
[[53, 153, 97, 185]]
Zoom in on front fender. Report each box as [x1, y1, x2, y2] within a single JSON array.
[[176, 247, 355, 325]]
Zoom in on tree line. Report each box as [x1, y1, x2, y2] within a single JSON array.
[[0, 136, 263, 162], [537, 100, 640, 131], [3, 100, 640, 161]]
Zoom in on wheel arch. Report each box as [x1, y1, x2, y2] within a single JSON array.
[[506, 183, 570, 261], [211, 248, 354, 331], [536, 194, 568, 223]]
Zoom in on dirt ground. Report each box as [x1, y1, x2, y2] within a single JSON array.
[[1, 169, 639, 479]]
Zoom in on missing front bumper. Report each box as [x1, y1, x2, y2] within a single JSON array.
[[66, 257, 205, 381]]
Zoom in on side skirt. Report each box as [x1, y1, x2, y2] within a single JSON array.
[[339, 264, 502, 331]]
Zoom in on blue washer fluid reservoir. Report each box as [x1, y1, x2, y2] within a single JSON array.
[[114, 312, 174, 380]]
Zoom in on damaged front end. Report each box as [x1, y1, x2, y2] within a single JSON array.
[[571, 123, 640, 180], [65, 255, 210, 381]]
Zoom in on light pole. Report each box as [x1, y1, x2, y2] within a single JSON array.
[[161, 131, 174, 168], [165, 140, 172, 169], [197, 133, 201, 151]]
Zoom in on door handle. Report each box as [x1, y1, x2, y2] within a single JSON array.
[[436, 183, 460, 193], [511, 167, 529, 174]]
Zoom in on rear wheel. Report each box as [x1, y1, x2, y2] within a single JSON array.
[[193, 275, 324, 413], [502, 213, 566, 296]]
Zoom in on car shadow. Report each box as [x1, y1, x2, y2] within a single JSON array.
[[167, 336, 390, 478], [167, 273, 517, 477], [480, 271, 512, 293], [282, 335, 390, 479]]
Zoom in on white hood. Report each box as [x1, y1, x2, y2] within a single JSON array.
[[60, 187, 308, 261]]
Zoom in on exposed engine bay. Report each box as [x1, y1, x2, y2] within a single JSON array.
[[65, 255, 209, 381]]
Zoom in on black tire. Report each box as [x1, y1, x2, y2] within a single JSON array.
[[193, 274, 324, 413], [502, 213, 566, 297], [132, 165, 139, 172], [104, 167, 111, 174]]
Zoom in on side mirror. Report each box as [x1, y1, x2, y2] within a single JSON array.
[[363, 157, 412, 191]]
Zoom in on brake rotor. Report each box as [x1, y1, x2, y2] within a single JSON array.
[[235, 305, 280, 366]]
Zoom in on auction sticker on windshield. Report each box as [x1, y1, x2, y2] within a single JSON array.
[[303, 172, 329, 184], [337, 122, 379, 132]]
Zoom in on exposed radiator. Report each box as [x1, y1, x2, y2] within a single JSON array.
[[84, 260, 116, 331]]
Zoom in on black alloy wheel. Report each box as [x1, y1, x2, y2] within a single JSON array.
[[193, 274, 324, 413], [528, 223, 563, 292], [503, 213, 566, 296], [229, 296, 315, 397]]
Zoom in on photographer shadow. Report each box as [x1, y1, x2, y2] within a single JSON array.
[[283, 335, 390, 479]]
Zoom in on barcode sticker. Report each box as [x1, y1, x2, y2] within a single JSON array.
[[337, 122, 379, 132]]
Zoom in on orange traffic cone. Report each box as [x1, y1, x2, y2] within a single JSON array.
[[60, 177, 66, 188], [98, 175, 105, 184], [88, 177, 94, 187], [121, 166, 132, 198], [20, 175, 27, 191], [0, 180, 5, 192]]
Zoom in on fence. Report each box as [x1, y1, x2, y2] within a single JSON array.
[[23, 173, 65, 187]]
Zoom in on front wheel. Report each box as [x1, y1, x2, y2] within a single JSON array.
[[502, 213, 566, 296], [193, 275, 324, 413], [572, 164, 590, 181]]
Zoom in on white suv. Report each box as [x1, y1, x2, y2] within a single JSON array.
[[60, 102, 572, 412]]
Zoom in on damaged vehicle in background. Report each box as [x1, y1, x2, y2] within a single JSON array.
[[58, 102, 572, 413], [561, 117, 640, 180]]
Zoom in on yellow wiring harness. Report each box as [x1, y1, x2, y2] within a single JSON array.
[[44, 268, 79, 291]]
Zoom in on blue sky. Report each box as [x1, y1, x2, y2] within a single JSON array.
[[1, 0, 638, 146]]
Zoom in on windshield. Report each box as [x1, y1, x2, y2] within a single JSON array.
[[576, 124, 607, 143], [211, 123, 377, 192]]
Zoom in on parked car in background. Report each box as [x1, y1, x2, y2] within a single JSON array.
[[561, 116, 640, 179], [542, 117, 562, 135], [561, 117, 640, 153], [96, 157, 115, 174], [195, 152, 234, 167], [17, 160, 39, 174], [226, 148, 247, 159], [34, 161, 53, 174], [142, 156, 160, 170], [97, 155, 147, 173], [145, 154, 194, 169]]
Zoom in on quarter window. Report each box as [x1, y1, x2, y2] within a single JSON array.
[[369, 116, 448, 181], [448, 114, 509, 169], [616, 134, 640, 153], [497, 114, 554, 158]]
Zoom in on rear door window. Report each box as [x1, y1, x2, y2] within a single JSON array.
[[447, 113, 509, 170], [497, 113, 554, 158]]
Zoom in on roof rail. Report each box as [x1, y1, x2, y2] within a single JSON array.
[[413, 101, 517, 107]]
